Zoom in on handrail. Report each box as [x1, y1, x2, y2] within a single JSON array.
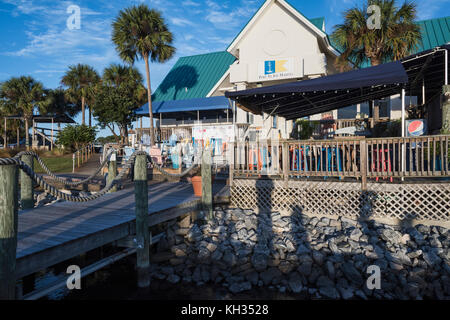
[[230, 134, 450, 181]]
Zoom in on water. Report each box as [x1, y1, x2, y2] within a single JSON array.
[[33, 256, 307, 300]]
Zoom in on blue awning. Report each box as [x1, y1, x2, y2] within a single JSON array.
[[136, 96, 231, 115]]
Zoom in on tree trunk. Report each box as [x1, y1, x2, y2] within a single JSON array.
[[81, 96, 86, 126], [144, 56, 155, 146], [89, 107, 92, 128]]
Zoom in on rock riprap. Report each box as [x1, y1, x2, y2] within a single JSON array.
[[149, 207, 450, 299]]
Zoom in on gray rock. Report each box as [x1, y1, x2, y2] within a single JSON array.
[[178, 215, 191, 228], [423, 251, 442, 267], [341, 262, 364, 286], [350, 228, 363, 241], [288, 272, 303, 293], [223, 250, 237, 267], [379, 229, 401, 243], [167, 274, 180, 284], [245, 271, 259, 286], [407, 250, 423, 259], [326, 261, 335, 280], [229, 281, 252, 293], [278, 261, 294, 274], [251, 252, 268, 272], [260, 268, 282, 286], [313, 251, 326, 266]]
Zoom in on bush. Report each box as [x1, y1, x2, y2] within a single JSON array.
[[56, 124, 97, 151]]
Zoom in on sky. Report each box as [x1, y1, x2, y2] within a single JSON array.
[[0, 0, 449, 137]]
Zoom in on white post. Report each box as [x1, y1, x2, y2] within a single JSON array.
[[422, 79, 426, 105], [445, 49, 448, 86], [51, 118, 54, 151], [72, 153, 75, 173]]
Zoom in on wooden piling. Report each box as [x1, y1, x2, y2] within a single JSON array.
[[20, 154, 34, 209], [107, 153, 117, 193], [0, 164, 19, 300], [134, 154, 150, 288], [202, 148, 213, 220]]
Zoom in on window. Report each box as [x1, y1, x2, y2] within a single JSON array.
[[273, 115, 277, 128], [246, 112, 254, 124]]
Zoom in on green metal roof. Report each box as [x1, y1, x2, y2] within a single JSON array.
[[152, 51, 236, 102], [309, 17, 325, 32], [415, 16, 450, 52]]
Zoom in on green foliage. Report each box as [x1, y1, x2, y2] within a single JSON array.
[[56, 124, 97, 151], [0, 76, 47, 119], [61, 64, 100, 125], [331, 0, 421, 70], [93, 64, 146, 144], [111, 4, 175, 65], [371, 120, 401, 137], [294, 119, 316, 140], [96, 136, 119, 144], [112, 3, 176, 145]]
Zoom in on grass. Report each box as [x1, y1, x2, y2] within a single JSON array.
[[0, 147, 74, 173], [33, 155, 74, 173]]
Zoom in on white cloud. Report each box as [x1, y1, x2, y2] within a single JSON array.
[[182, 0, 200, 7], [170, 17, 196, 27]]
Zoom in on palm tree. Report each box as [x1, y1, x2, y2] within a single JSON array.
[[61, 64, 100, 126], [0, 76, 46, 149], [331, 0, 421, 69], [112, 4, 175, 146], [103, 63, 143, 87]]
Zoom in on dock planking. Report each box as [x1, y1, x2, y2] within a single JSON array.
[[15, 181, 229, 279]]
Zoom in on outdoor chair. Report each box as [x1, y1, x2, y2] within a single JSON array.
[[123, 146, 135, 162], [317, 146, 343, 180], [371, 146, 393, 182]]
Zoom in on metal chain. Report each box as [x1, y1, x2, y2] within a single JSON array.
[[14, 150, 113, 186]]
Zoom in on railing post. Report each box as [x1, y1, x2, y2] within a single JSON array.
[[282, 141, 289, 185], [107, 152, 117, 193], [360, 138, 368, 191], [0, 163, 19, 300], [20, 154, 34, 209], [229, 142, 234, 187], [134, 153, 150, 288], [72, 153, 75, 173], [202, 147, 213, 220]]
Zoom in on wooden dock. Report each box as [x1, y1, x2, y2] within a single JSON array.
[[16, 181, 229, 280]]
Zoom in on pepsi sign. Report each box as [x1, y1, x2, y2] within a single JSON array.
[[406, 120, 427, 137]]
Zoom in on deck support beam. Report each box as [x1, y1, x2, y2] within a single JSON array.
[[202, 148, 213, 220], [20, 154, 34, 209], [134, 154, 150, 288], [0, 164, 19, 300]]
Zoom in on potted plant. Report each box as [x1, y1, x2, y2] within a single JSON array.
[[186, 166, 215, 197]]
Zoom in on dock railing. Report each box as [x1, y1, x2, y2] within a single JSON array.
[[72, 143, 95, 172], [229, 135, 450, 187]]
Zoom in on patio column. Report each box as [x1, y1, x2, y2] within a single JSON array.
[[443, 85, 450, 134]]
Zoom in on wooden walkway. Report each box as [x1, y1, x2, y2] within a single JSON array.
[[16, 181, 229, 279]]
